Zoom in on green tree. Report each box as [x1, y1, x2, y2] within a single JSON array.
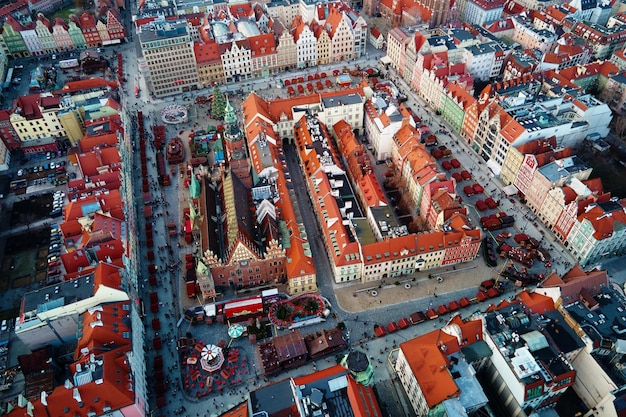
[[211, 86, 226, 120]]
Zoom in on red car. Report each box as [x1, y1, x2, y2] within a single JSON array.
[[48, 260, 61, 267], [48, 269, 61, 276]]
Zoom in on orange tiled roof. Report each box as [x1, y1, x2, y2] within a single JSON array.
[[219, 401, 249, 417], [399, 319, 483, 408], [249, 33, 276, 57], [79, 132, 119, 152], [275, 169, 316, 278], [516, 291, 555, 314], [53, 77, 118, 95], [579, 202, 626, 240], [358, 173, 388, 207], [77, 147, 121, 176], [194, 41, 222, 65], [75, 300, 131, 359]]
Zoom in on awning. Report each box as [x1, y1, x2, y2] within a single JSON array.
[[486, 159, 501, 176], [502, 184, 518, 196]]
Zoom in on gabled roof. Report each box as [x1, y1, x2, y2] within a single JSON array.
[[540, 266, 608, 305], [516, 291, 555, 314], [249, 33, 276, 57], [77, 147, 121, 176], [78, 12, 98, 29], [14, 95, 43, 120], [579, 201, 626, 240], [358, 173, 387, 207], [399, 317, 483, 408], [75, 300, 131, 359], [194, 41, 222, 65]]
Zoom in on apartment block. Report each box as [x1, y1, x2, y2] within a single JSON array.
[[138, 17, 200, 98]]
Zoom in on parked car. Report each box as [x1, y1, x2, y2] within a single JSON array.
[[48, 260, 61, 267]]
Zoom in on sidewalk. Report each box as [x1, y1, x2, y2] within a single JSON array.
[[334, 260, 498, 313]]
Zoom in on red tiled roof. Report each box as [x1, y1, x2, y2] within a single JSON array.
[[249, 33, 276, 57], [399, 317, 483, 408], [53, 78, 118, 95], [79, 133, 119, 152], [540, 266, 608, 304], [579, 202, 626, 240], [516, 291, 555, 314], [193, 41, 222, 65]]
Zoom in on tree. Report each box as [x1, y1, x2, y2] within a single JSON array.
[[211, 86, 226, 120], [612, 115, 626, 142]]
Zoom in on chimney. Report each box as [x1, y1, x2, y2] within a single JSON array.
[[73, 388, 83, 404]]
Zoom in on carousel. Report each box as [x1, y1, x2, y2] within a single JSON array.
[[161, 104, 188, 125], [200, 344, 225, 372]]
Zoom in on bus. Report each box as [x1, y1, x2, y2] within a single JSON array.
[[3, 68, 13, 90]]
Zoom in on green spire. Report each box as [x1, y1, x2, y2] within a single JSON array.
[[224, 95, 237, 126]]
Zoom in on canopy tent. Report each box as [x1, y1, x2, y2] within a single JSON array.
[[227, 324, 245, 339], [502, 184, 518, 196], [196, 260, 209, 277], [486, 159, 501, 176]]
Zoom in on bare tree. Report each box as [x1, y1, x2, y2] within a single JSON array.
[[612, 115, 626, 142]]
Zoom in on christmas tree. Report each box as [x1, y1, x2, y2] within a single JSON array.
[[211, 85, 226, 120]]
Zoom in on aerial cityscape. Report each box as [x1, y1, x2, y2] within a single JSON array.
[[0, 0, 626, 416]]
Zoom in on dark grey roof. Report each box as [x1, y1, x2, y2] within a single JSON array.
[[484, 301, 574, 384], [250, 379, 297, 416], [24, 273, 96, 314], [321, 93, 362, 108], [346, 350, 369, 372], [460, 340, 491, 363]]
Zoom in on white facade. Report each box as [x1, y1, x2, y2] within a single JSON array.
[[21, 27, 44, 56], [295, 24, 317, 68], [463, 0, 504, 25], [352, 15, 368, 58], [35, 20, 56, 53], [221, 41, 252, 82], [462, 41, 506, 81]]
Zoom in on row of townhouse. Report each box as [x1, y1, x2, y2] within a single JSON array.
[[0, 11, 125, 58], [498, 136, 626, 266], [384, 23, 626, 266], [387, 26, 507, 91], [5, 83, 149, 416], [136, 1, 366, 96], [0, 77, 120, 155], [293, 106, 481, 284]]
